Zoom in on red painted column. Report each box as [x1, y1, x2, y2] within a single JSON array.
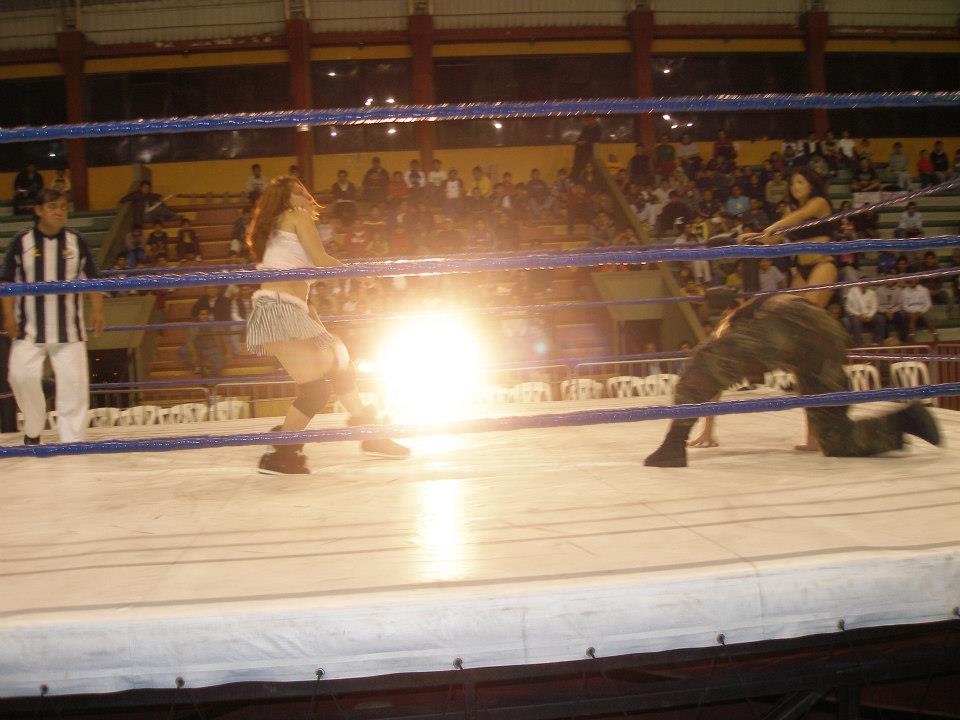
[[803, 10, 829, 137], [56, 31, 89, 210], [627, 9, 656, 149], [287, 18, 314, 191], [409, 12, 436, 168]]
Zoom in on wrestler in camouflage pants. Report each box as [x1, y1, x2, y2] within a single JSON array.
[[644, 294, 940, 467]]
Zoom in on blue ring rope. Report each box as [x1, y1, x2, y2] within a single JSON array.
[[1, 93, 958, 143], [2, 237, 959, 297], [4, 382, 957, 458]]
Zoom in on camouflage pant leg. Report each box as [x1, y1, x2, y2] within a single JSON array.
[[760, 300, 904, 457], [672, 313, 788, 433]]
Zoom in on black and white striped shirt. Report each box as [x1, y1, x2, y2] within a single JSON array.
[[1, 227, 99, 344]]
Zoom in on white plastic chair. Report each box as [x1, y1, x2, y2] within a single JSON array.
[[890, 361, 933, 405], [166, 402, 209, 423], [118, 405, 162, 426], [843, 364, 882, 392], [46, 411, 58, 429], [561, 378, 604, 400], [87, 407, 120, 428], [763, 369, 798, 392], [16, 412, 24, 432], [605, 375, 643, 398], [213, 399, 251, 421], [479, 385, 516, 404], [639, 373, 680, 398], [513, 381, 552, 402]]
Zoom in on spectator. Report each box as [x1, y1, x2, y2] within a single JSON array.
[[744, 172, 765, 201], [885, 142, 911, 190], [229, 206, 252, 258], [842, 284, 878, 346], [124, 225, 146, 267], [901, 278, 937, 342], [930, 140, 949, 182], [724, 185, 748, 217], [443, 168, 464, 216], [565, 183, 594, 232], [191, 285, 232, 321], [588, 211, 617, 247], [244, 163, 267, 204], [179, 307, 229, 377], [526, 168, 551, 220], [330, 169, 358, 224], [51, 168, 71, 195], [742, 197, 770, 232], [404, 159, 427, 199], [681, 279, 709, 322], [952, 149, 960, 179], [580, 161, 603, 195], [120, 180, 178, 227], [713, 130, 737, 167], [674, 222, 711, 284], [288, 164, 301, 180], [468, 166, 492, 198], [697, 188, 721, 219], [919, 251, 953, 312], [724, 260, 744, 291], [765, 170, 787, 208], [875, 276, 908, 343], [572, 117, 601, 181], [677, 132, 701, 177], [315, 210, 335, 250], [630, 195, 658, 229], [801, 131, 820, 160], [628, 143, 652, 187], [654, 134, 676, 180], [176, 218, 201, 261], [851, 157, 880, 193], [837, 130, 856, 169], [810, 154, 833, 180], [855, 137, 873, 164], [917, 150, 937, 188], [821, 131, 839, 169], [387, 170, 408, 206], [656, 191, 690, 239], [146, 221, 168, 261], [13, 163, 43, 215], [757, 257, 785, 292], [853, 203, 879, 239], [466, 217, 494, 253], [894, 201, 923, 238], [361, 156, 389, 204], [427, 158, 446, 204]]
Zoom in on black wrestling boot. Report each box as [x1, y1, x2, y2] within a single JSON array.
[[644, 425, 690, 467], [23, 435, 40, 446], [270, 424, 304, 453], [898, 403, 941, 446], [348, 405, 411, 459], [258, 444, 310, 475]]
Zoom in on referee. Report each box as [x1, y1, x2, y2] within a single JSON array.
[[1, 188, 104, 444]]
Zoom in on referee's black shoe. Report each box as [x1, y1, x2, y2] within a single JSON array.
[[23, 435, 40, 446], [348, 405, 411, 459], [258, 445, 310, 475]]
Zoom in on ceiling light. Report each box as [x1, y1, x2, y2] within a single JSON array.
[[296, 123, 310, 132], [662, 114, 671, 121], [387, 127, 397, 135], [364, 97, 374, 106], [492, 121, 503, 129], [327, 71, 336, 77], [663, 68, 671, 74], [386, 97, 396, 104]]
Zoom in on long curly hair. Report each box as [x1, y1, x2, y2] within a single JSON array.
[[246, 175, 318, 262]]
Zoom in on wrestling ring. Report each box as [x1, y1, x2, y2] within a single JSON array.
[[1, 92, 959, 719]]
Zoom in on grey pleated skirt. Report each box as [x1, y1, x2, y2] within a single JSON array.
[[245, 290, 339, 356]]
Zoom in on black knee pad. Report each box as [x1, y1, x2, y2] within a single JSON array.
[[291, 378, 331, 417], [329, 364, 356, 396]]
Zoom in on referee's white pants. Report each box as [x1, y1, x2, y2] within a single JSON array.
[[8, 339, 89, 442]]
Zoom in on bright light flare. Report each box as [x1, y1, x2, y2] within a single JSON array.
[[374, 315, 487, 422]]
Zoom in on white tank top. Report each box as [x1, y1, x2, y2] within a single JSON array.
[[259, 228, 313, 270]]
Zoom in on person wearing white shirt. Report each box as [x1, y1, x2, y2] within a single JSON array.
[[673, 223, 711, 283], [842, 285, 878, 346], [837, 131, 856, 168], [874, 277, 907, 342], [900, 279, 937, 341], [244, 163, 268, 201], [895, 202, 923, 238]]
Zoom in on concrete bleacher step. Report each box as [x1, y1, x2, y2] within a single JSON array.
[[558, 345, 609, 360], [554, 323, 607, 348]]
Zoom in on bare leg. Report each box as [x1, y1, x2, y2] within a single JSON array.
[[265, 339, 334, 432], [688, 393, 721, 447], [794, 411, 821, 452]]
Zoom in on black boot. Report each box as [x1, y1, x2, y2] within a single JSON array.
[[897, 403, 941, 447], [258, 443, 310, 475], [348, 405, 411, 459], [644, 425, 690, 467], [270, 424, 303, 453]]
